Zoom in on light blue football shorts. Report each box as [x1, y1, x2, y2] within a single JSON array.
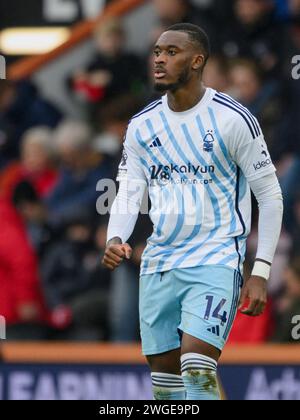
[[139, 265, 243, 356]]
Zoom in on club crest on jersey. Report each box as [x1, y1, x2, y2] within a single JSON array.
[[203, 131, 215, 152]]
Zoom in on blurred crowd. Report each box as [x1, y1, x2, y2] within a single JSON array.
[[0, 0, 300, 344]]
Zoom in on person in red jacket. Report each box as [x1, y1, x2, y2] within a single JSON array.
[[0, 198, 47, 339], [228, 300, 274, 344], [0, 126, 58, 202]]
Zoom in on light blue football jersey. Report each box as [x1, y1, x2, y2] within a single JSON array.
[[117, 88, 276, 276]]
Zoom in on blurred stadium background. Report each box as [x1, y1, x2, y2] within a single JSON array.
[[0, 0, 300, 400]]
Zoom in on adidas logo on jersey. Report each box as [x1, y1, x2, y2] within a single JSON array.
[[150, 137, 162, 148]]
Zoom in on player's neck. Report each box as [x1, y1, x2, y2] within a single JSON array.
[[167, 82, 206, 113]]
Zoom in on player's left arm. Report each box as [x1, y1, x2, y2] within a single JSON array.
[[239, 173, 283, 316], [230, 117, 284, 317]]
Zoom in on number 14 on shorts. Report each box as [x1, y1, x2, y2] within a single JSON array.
[[204, 296, 228, 326]]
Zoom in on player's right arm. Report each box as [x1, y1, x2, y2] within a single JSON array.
[[102, 123, 147, 271]]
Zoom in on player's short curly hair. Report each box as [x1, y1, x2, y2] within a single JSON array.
[[166, 23, 210, 65]]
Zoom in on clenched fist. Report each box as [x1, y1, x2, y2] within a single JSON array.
[[102, 237, 132, 271]]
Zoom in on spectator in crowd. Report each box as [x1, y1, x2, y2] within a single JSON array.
[[275, 0, 300, 22], [289, 193, 300, 254], [0, 80, 62, 166], [281, 153, 300, 235], [70, 18, 145, 121], [0, 192, 47, 340], [0, 126, 58, 201], [272, 257, 300, 342], [269, 68, 300, 234], [203, 55, 231, 93], [95, 94, 143, 174], [228, 59, 283, 155], [219, 0, 286, 77], [45, 120, 113, 227], [273, 19, 300, 234], [41, 214, 111, 341], [152, 0, 219, 50], [289, 0, 300, 20], [12, 181, 58, 260]]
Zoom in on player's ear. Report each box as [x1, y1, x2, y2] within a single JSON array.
[[192, 54, 205, 72]]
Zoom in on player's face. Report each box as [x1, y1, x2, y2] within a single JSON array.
[[153, 31, 200, 92]]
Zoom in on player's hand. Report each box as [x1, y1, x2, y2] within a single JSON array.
[[238, 276, 268, 317], [102, 240, 132, 271]]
